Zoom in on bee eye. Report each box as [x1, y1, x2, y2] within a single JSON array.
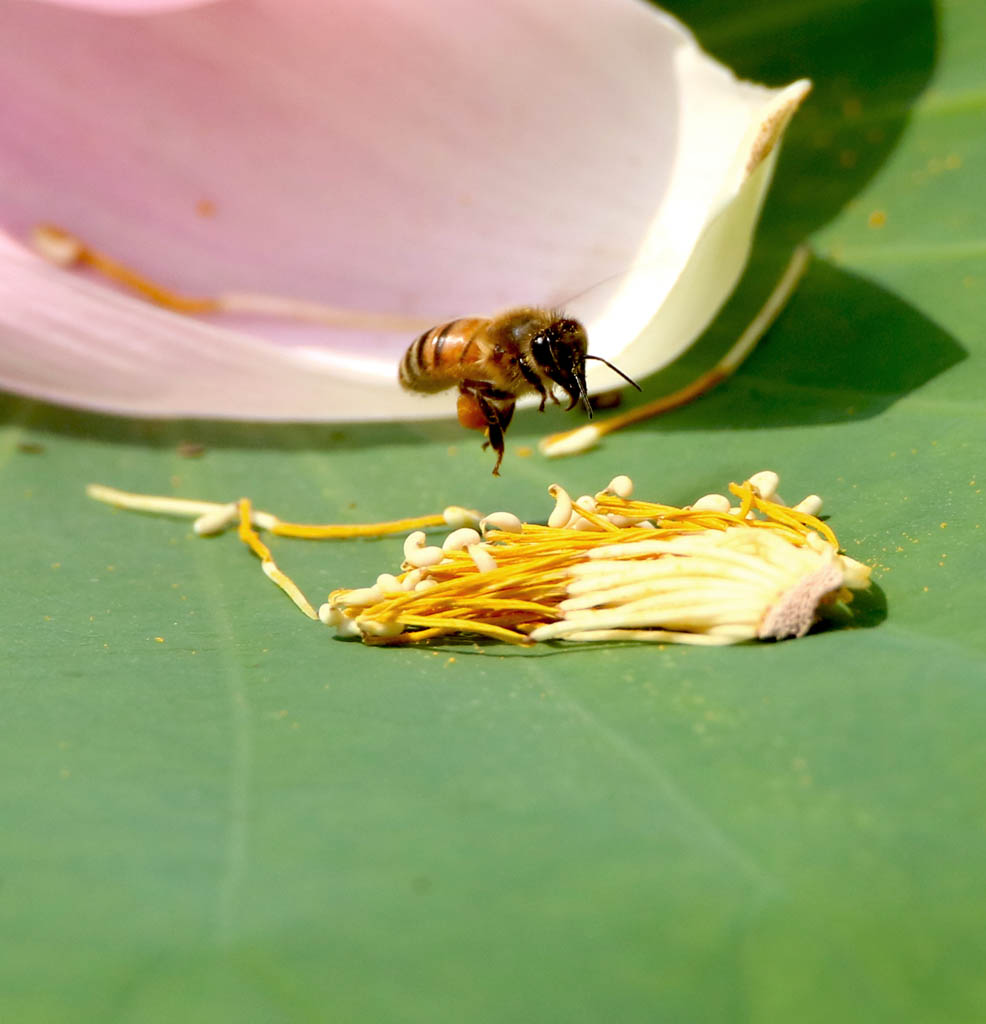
[[530, 333, 551, 362]]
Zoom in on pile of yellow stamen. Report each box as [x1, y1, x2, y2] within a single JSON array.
[[321, 471, 871, 646], [87, 471, 871, 647]]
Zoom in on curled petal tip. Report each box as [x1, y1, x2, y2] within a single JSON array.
[[744, 78, 813, 175]]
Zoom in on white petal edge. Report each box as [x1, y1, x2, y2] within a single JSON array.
[[583, 78, 812, 393]]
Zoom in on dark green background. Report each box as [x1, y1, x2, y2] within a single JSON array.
[[3, 0, 984, 1020]]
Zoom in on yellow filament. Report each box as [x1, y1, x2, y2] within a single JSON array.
[[86, 482, 462, 541], [383, 615, 533, 645], [237, 498, 318, 619], [758, 498, 839, 548], [35, 223, 435, 331], [331, 481, 847, 644], [732, 481, 757, 521], [363, 627, 449, 645], [36, 225, 219, 314], [567, 504, 622, 531], [271, 513, 447, 539]]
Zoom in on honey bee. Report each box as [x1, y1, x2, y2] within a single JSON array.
[[398, 306, 640, 474]]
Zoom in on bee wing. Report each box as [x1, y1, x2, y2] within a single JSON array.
[[553, 249, 703, 394]]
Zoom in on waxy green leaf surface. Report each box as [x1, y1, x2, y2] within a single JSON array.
[[3, 1, 984, 1020]]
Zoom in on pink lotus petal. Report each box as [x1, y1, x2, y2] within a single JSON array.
[[0, 230, 425, 419], [0, 0, 808, 420], [25, 1, 219, 13]]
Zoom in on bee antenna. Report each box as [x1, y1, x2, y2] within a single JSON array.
[[574, 364, 592, 418], [585, 354, 643, 391]]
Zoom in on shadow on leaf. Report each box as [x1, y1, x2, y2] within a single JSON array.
[[663, 0, 938, 245], [610, 256, 967, 438]]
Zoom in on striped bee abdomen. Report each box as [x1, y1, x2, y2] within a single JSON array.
[[398, 318, 489, 393]]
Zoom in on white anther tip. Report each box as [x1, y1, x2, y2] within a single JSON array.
[[604, 475, 634, 498], [375, 573, 405, 594], [795, 494, 824, 516], [539, 425, 601, 457], [468, 544, 498, 573], [402, 531, 444, 567], [337, 586, 381, 607], [403, 530, 426, 556], [31, 224, 84, 266], [192, 504, 238, 535], [443, 527, 482, 552], [547, 484, 574, 529], [839, 555, 872, 590], [335, 616, 363, 638], [358, 619, 405, 638], [691, 494, 731, 513], [748, 471, 780, 500], [443, 505, 480, 529], [480, 511, 523, 535], [400, 569, 423, 590]]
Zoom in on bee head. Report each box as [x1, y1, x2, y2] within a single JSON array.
[[530, 318, 590, 412]]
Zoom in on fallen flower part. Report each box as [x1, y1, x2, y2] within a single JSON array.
[[539, 245, 812, 457], [323, 473, 871, 646], [3, 0, 809, 420], [86, 472, 872, 647], [86, 482, 480, 618]]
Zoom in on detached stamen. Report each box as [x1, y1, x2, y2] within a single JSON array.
[[33, 224, 436, 333], [323, 470, 871, 645], [539, 245, 811, 457], [89, 470, 872, 648]]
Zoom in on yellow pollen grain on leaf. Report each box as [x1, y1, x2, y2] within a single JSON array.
[[867, 209, 888, 229], [842, 96, 863, 119]]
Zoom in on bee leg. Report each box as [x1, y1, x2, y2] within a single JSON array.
[[484, 416, 507, 476], [468, 387, 516, 475], [518, 359, 549, 412]]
